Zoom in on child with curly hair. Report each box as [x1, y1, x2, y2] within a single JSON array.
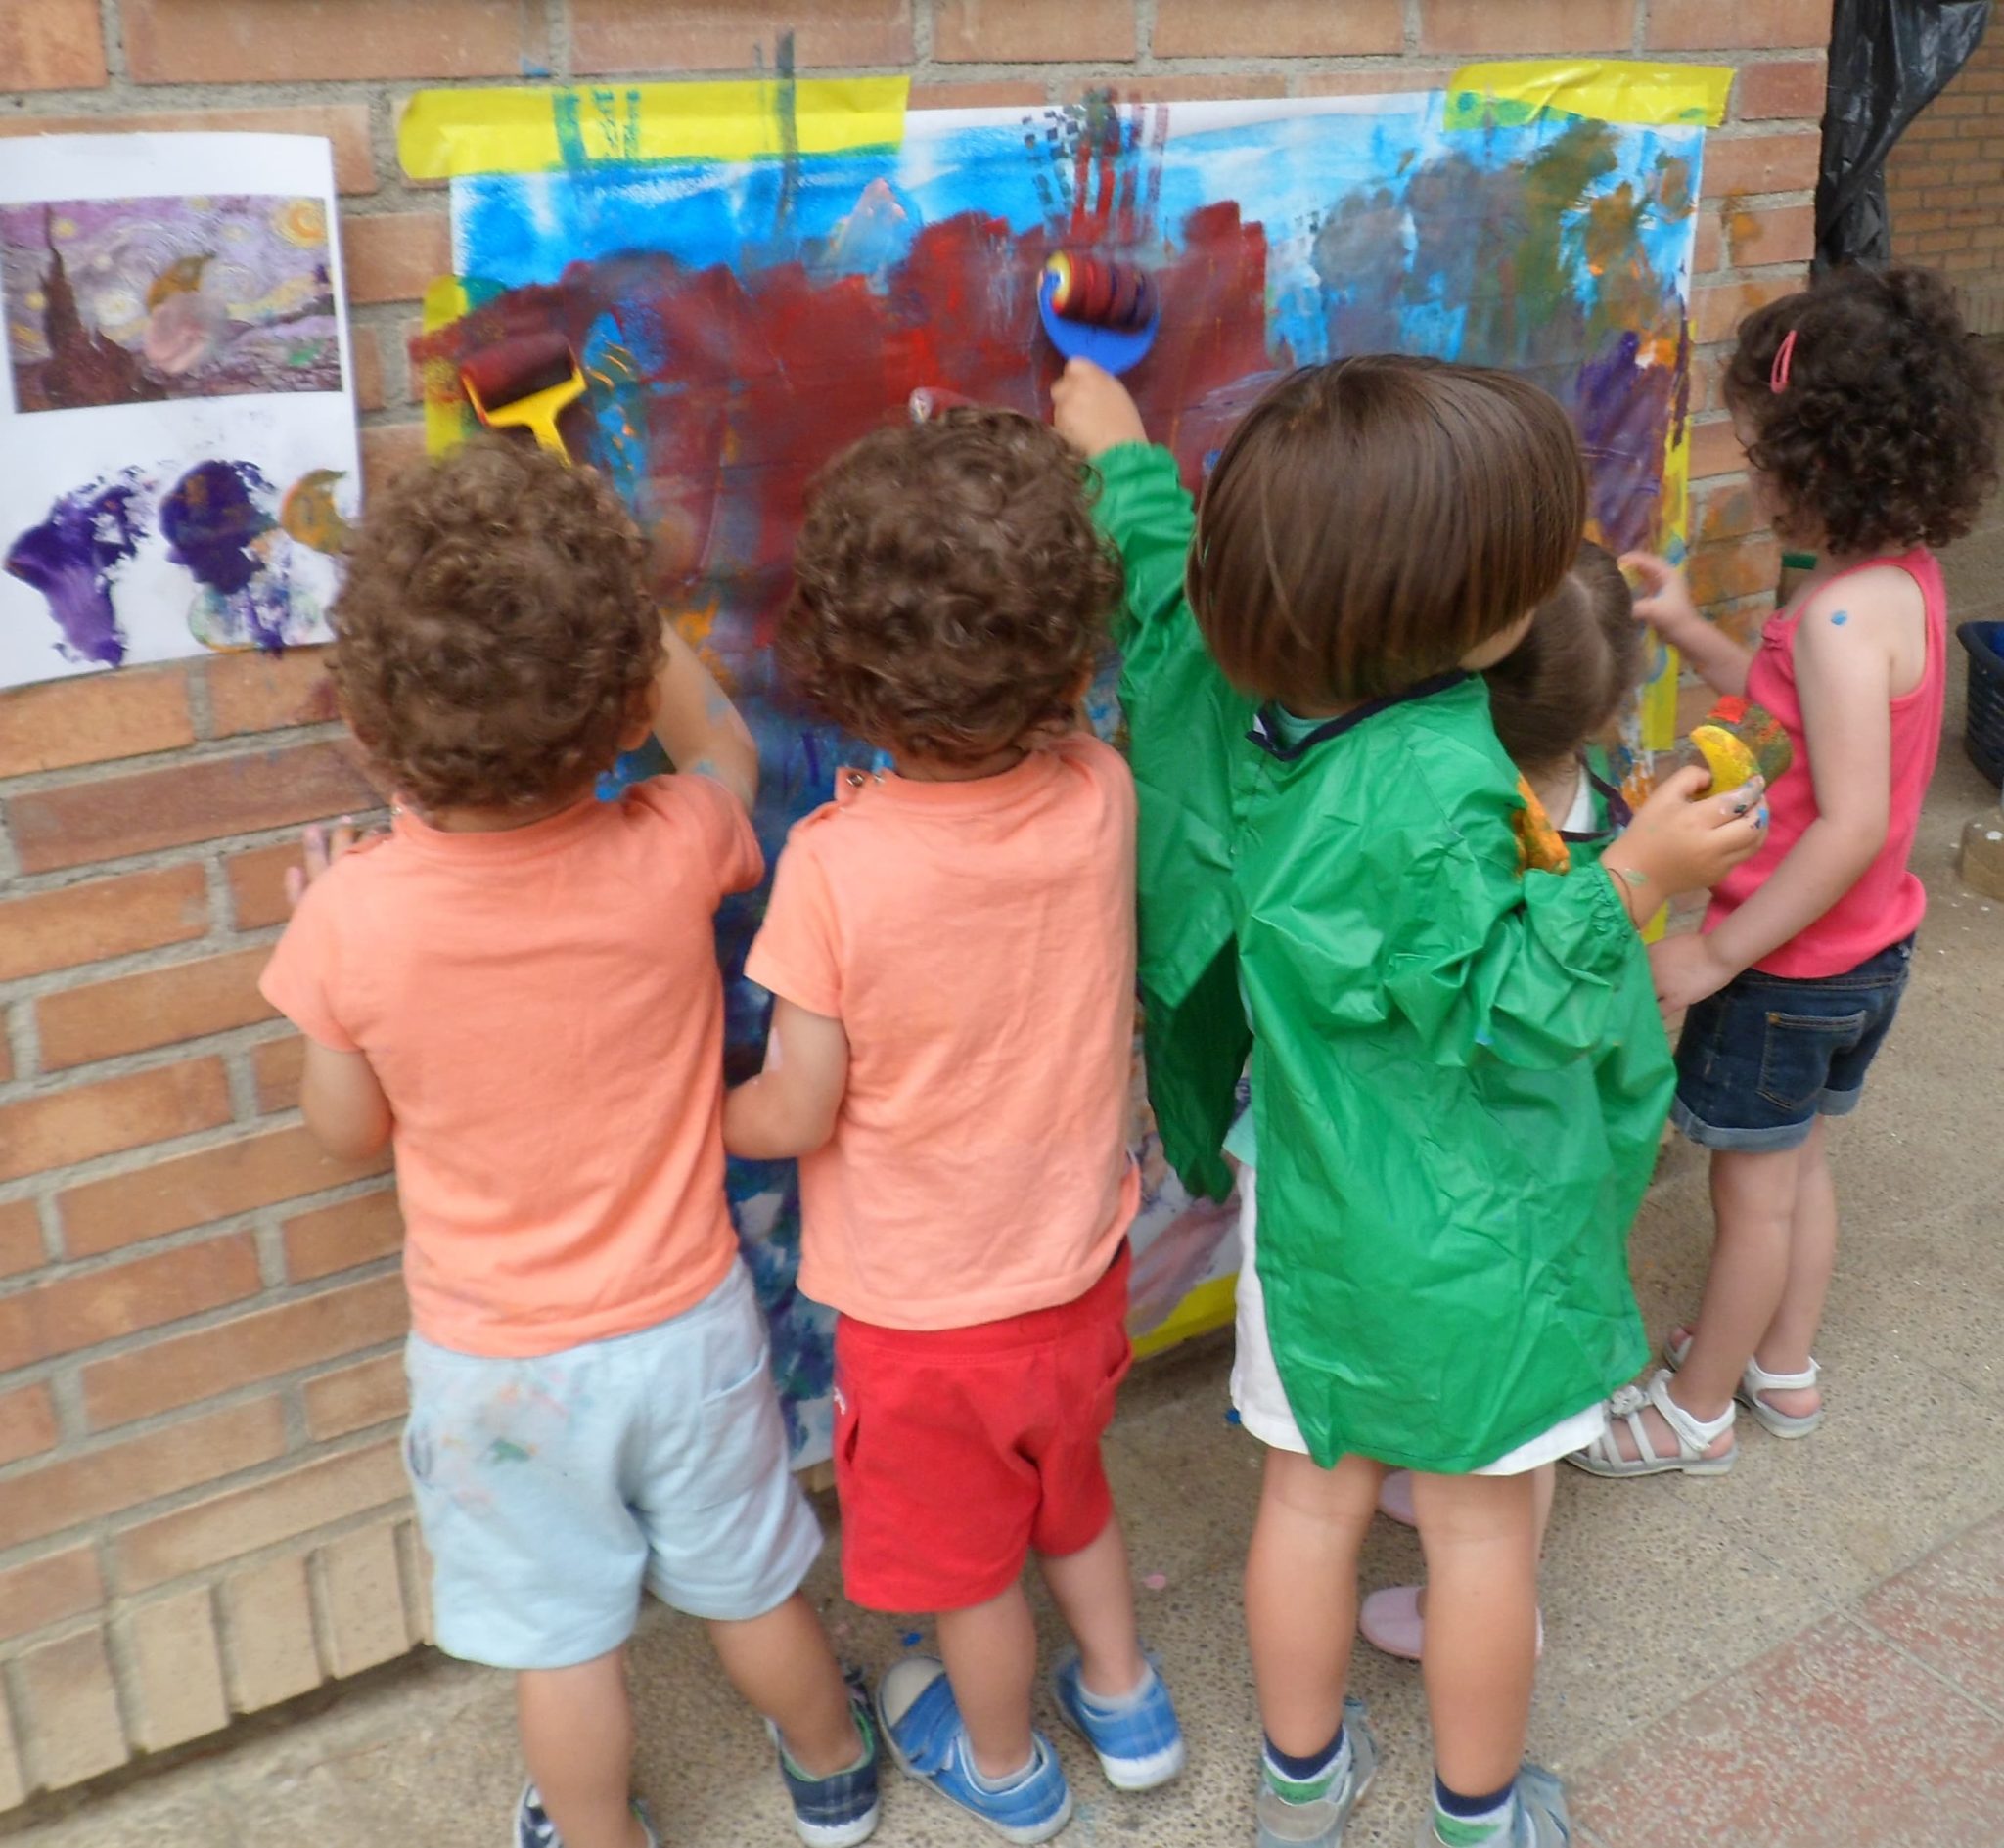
[[724, 408, 1183, 1844], [1572, 266, 2002, 1477], [259, 440, 879, 1848]]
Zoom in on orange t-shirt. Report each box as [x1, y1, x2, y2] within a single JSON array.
[[259, 777, 761, 1358], [745, 733, 1140, 1331]]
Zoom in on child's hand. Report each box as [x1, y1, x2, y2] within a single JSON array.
[[1603, 765, 1768, 911], [1051, 359, 1148, 459], [1649, 930, 1737, 1013], [285, 818, 362, 911], [1620, 553, 1705, 649]]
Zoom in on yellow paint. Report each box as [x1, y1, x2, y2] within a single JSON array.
[[421, 275, 474, 455], [1445, 59, 1732, 130], [1129, 1271, 1237, 1362], [399, 77, 909, 181]]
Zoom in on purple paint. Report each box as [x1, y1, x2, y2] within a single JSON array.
[[160, 460, 274, 598], [4, 474, 147, 665], [1573, 328, 1678, 558]]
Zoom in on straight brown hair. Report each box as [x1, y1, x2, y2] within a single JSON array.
[[1189, 356, 1586, 706], [1483, 541, 1643, 771]]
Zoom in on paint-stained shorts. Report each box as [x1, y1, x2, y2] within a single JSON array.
[[403, 1259, 821, 1671]]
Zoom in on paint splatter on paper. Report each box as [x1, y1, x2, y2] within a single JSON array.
[[420, 86, 1709, 1465], [2, 194, 342, 412]]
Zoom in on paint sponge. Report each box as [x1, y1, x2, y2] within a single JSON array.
[[1683, 696, 1792, 794]]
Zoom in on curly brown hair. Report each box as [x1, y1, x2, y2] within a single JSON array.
[[1724, 266, 2001, 555], [780, 409, 1123, 765], [1190, 356, 1585, 706], [1484, 542, 1642, 771], [330, 438, 663, 811]]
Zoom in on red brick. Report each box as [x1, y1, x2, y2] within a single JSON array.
[[206, 646, 339, 739], [6, 741, 379, 874], [0, 106, 377, 193], [0, 866, 210, 985], [114, 1437, 407, 1591], [1687, 534, 1783, 607], [0, 1399, 287, 1554], [1702, 131, 1822, 199], [1420, 0, 1632, 54], [1648, 0, 1832, 51], [933, 0, 1134, 62], [38, 947, 277, 1072], [570, 0, 911, 70], [0, 1233, 261, 1373], [0, 1202, 43, 1281], [283, 1190, 405, 1283], [1059, 74, 1290, 103], [1726, 201, 1816, 266], [0, 1384, 59, 1468], [303, 1353, 409, 1440], [361, 422, 429, 501], [252, 1036, 306, 1115], [342, 212, 453, 308], [228, 841, 308, 931], [84, 1274, 407, 1429], [1298, 68, 1455, 97], [1693, 275, 1801, 345], [0, 666, 195, 780], [1735, 58, 1828, 121], [0, 1546, 102, 1643], [1158, 0, 1401, 56], [60, 1124, 392, 1261], [909, 81, 1049, 109], [1692, 207, 1724, 276], [348, 324, 387, 413], [0, 0, 107, 90], [0, 1059, 231, 1185], [1694, 479, 1765, 545], [124, 0, 541, 82], [1689, 417, 1751, 479]]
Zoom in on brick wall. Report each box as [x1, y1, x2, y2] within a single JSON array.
[[0, 0, 1829, 1809], [1888, 23, 2004, 335]]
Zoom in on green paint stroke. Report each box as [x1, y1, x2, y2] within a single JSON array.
[[486, 1437, 534, 1465], [552, 87, 644, 168]]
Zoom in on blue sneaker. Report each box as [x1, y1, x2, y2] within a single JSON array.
[[1050, 1649, 1186, 1790], [768, 1675, 882, 1847], [1254, 1697, 1378, 1848], [876, 1655, 1072, 1844], [513, 1782, 658, 1848]]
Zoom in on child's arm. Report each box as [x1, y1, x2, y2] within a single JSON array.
[[279, 822, 394, 1161], [1650, 582, 1901, 1011], [652, 619, 759, 812], [723, 1000, 849, 1160], [1624, 553, 1754, 697]]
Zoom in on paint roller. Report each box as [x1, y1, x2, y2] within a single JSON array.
[[1037, 250, 1160, 376], [458, 330, 587, 461]]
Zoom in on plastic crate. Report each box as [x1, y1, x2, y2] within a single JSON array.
[[1961, 620, 2004, 789]]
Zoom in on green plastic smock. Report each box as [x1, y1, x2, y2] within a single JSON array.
[[1097, 442, 1671, 1472]]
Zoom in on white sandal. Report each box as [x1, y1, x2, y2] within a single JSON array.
[[1662, 1331, 1825, 1439], [1567, 1370, 1737, 1477]]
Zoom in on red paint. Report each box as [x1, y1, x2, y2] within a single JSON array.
[[415, 203, 1270, 654]]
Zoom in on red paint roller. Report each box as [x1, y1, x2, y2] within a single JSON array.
[[458, 330, 587, 460], [1037, 251, 1160, 376]]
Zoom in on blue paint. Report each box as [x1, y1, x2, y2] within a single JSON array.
[[4, 473, 147, 665], [1830, 610, 1849, 625]]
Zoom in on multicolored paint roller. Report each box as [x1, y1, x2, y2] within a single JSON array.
[[1681, 695, 1793, 793], [1037, 251, 1161, 375]]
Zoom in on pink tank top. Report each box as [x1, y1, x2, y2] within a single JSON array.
[[1706, 548, 1946, 979]]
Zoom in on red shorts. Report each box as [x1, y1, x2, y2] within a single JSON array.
[[832, 1244, 1132, 1613]]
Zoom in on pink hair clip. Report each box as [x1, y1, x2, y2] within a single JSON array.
[[1769, 328, 1799, 394]]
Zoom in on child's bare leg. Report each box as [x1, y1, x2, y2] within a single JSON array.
[[517, 1650, 647, 1848], [1754, 1117, 1834, 1417], [1039, 1511, 1147, 1697], [1246, 1448, 1383, 1754], [936, 1583, 1039, 1779], [1410, 1470, 1538, 1795], [707, 1593, 863, 1777]]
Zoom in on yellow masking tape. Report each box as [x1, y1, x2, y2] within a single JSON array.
[[1129, 1271, 1238, 1362], [1445, 59, 1732, 131], [399, 77, 909, 180]]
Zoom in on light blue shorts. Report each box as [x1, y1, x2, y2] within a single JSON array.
[[403, 1258, 822, 1671]]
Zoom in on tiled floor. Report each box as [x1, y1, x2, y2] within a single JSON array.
[[23, 509, 2004, 1846]]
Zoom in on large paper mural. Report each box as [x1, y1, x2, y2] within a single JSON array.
[[0, 136, 360, 688], [409, 64, 1727, 1464]]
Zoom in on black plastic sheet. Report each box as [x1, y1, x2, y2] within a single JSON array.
[[1817, 0, 1992, 270]]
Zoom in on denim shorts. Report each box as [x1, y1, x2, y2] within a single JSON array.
[[403, 1259, 822, 1671], [1671, 935, 1915, 1153]]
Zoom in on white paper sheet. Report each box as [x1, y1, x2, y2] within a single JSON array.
[[0, 133, 361, 690]]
